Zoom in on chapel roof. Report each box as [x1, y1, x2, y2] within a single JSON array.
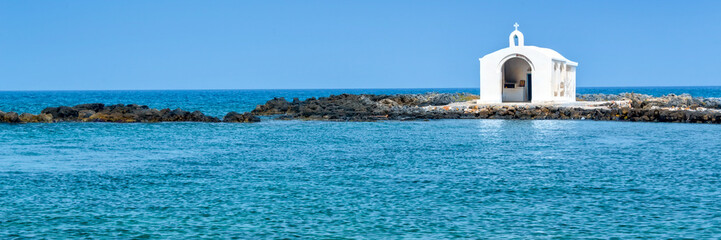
[[525, 46, 577, 65], [481, 45, 578, 66], [480, 23, 578, 66]]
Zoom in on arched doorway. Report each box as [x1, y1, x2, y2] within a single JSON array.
[[501, 57, 532, 102]]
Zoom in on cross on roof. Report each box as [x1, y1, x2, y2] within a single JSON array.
[[514, 22, 519, 31]]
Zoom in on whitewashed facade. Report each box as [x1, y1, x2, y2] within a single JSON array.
[[478, 23, 578, 103]]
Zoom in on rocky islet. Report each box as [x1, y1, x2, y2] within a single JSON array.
[[250, 93, 721, 124], [1, 93, 720, 124], [1, 103, 258, 123]]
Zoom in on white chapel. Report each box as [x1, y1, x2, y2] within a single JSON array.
[[478, 23, 577, 103]]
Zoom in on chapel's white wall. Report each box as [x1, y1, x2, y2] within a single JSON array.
[[529, 58, 554, 103], [478, 46, 576, 104], [549, 62, 577, 102], [569, 66, 577, 100], [479, 57, 501, 103], [479, 47, 554, 103]]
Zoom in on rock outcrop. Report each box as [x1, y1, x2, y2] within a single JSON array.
[[52, 104, 221, 123], [3, 93, 720, 124], [2, 103, 225, 123], [0, 111, 21, 123], [250, 93, 721, 124], [223, 112, 261, 123], [251, 93, 480, 120], [577, 93, 721, 110]]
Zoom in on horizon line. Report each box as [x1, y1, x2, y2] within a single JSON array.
[[1, 85, 720, 92]]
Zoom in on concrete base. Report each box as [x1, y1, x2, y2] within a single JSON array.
[[459, 100, 627, 110]]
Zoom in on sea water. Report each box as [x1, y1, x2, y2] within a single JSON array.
[[1, 87, 721, 238]]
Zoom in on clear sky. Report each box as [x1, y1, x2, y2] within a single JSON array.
[[1, 1, 720, 90]]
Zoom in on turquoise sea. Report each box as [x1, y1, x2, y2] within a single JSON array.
[[1, 87, 721, 238]]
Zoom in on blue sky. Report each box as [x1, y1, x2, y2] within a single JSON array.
[[1, 1, 720, 90]]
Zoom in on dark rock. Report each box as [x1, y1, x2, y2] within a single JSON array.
[[41, 106, 79, 121], [18, 113, 52, 123], [5, 104, 221, 123], [0, 111, 21, 123], [223, 112, 260, 123], [18, 113, 35, 122], [245, 92, 721, 124], [74, 103, 105, 112], [2, 92, 720, 124], [161, 108, 189, 121], [78, 110, 96, 119]]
